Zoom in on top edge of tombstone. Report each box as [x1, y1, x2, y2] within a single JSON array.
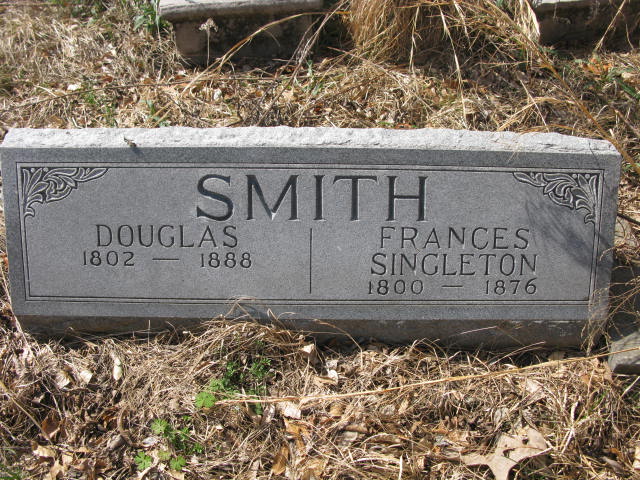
[[159, 0, 324, 22], [1, 127, 619, 156]]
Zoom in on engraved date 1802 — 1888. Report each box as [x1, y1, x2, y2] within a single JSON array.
[[81, 223, 254, 270]]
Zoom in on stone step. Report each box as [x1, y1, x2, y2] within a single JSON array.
[[531, 0, 602, 13], [160, 0, 322, 21], [159, 0, 323, 64]]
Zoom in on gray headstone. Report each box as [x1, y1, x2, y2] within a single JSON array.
[[0, 127, 620, 346]]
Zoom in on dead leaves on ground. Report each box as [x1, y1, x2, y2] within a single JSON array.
[[31, 443, 108, 480], [461, 427, 548, 480], [271, 419, 326, 479], [263, 355, 552, 480], [269, 411, 550, 480], [2, 321, 637, 479]]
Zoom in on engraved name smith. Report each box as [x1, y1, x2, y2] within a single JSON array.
[[195, 174, 429, 221]]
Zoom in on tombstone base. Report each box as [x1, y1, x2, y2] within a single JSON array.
[[17, 313, 589, 348]]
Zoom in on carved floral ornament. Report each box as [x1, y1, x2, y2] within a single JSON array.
[[21, 167, 108, 218], [513, 171, 599, 225]]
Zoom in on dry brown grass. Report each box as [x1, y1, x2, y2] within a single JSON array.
[[1, 319, 639, 479], [1, 0, 639, 169], [1, 0, 640, 478], [347, 0, 540, 65]]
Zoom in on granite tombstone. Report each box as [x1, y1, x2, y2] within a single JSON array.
[[0, 127, 620, 346]]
